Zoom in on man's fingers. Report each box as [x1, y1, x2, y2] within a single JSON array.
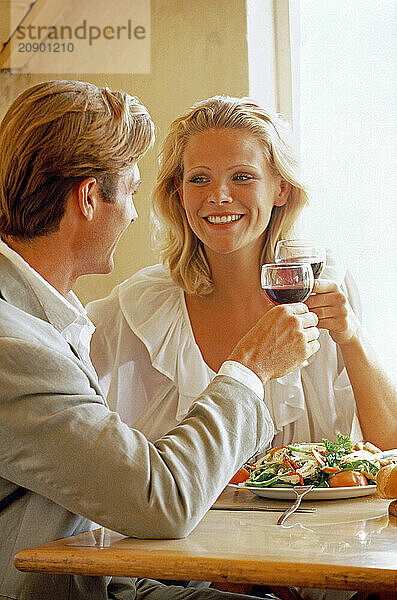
[[289, 302, 309, 314], [273, 302, 319, 327], [304, 323, 320, 342], [301, 310, 319, 328], [307, 338, 321, 356]]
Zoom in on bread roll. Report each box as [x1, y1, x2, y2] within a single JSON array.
[[376, 463, 397, 498]]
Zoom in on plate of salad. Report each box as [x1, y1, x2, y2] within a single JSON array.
[[230, 435, 386, 500]]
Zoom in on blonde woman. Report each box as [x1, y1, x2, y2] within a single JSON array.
[[88, 96, 396, 451]]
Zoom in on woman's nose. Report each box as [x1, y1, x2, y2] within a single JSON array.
[[207, 186, 232, 204]]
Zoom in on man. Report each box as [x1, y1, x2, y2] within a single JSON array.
[[0, 80, 320, 600]]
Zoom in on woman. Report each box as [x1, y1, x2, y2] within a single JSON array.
[[88, 96, 396, 450]]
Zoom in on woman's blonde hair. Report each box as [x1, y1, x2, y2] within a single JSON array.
[[152, 95, 308, 295], [0, 80, 155, 239]]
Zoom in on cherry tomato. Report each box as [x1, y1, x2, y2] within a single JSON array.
[[328, 470, 368, 487], [229, 468, 250, 484]]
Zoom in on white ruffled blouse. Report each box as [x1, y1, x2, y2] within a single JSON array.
[[87, 258, 363, 444]]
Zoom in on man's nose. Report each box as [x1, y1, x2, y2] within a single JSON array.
[[130, 202, 138, 223]]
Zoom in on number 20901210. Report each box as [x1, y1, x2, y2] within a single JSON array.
[[18, 42, 74, 52]]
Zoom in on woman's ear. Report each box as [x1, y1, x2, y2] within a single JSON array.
[[174, 176, 184, 207], [274, 178, 291, 207]]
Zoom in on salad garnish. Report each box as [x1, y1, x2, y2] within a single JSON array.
[[241, 435, 383, 488]]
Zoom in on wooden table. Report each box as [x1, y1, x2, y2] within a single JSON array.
[[14, 487, 397, 593]]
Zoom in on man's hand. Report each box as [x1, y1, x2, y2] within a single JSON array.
[[228, 303, 320, 384]]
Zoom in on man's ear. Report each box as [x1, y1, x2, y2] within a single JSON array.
[[274, 178, 292, 207], [76, 177, 98, 221], [174, 176, 184, 207]]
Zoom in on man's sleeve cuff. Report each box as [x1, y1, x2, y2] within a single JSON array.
[[218, 361, 264, 401]]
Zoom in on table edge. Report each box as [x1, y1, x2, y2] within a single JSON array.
[[14, 547, 397, 592]]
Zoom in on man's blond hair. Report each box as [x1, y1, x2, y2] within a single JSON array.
[[0, 80, 155, 239]]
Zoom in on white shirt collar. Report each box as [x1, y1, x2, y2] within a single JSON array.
[[0, 239, 94, 363]]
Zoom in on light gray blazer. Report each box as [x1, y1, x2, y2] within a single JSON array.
[[0, 254, 271, 600]]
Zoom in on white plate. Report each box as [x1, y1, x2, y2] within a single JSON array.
[[229, 484, 377, 500]]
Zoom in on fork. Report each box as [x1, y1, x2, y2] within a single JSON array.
[[277, 485, 314, 525]]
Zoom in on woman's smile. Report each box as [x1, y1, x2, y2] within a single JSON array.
[[204, 213, 244, 224]]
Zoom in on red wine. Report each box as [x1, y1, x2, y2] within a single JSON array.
[[310, 261, 324, 279], [277, 258, 324, 279], [264, 286, 311, 304]]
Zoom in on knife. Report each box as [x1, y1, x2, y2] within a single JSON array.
[[211, 506, 316, 513]]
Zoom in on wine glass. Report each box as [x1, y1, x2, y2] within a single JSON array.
[[275, 240, 326, 279], [261, 263, 314, 304]]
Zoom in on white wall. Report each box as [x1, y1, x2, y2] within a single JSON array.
[[292, 0, 397, 375]]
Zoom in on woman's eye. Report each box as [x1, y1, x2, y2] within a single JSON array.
[[233, 173, 253, 181], [189, 175, 208, 184]]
